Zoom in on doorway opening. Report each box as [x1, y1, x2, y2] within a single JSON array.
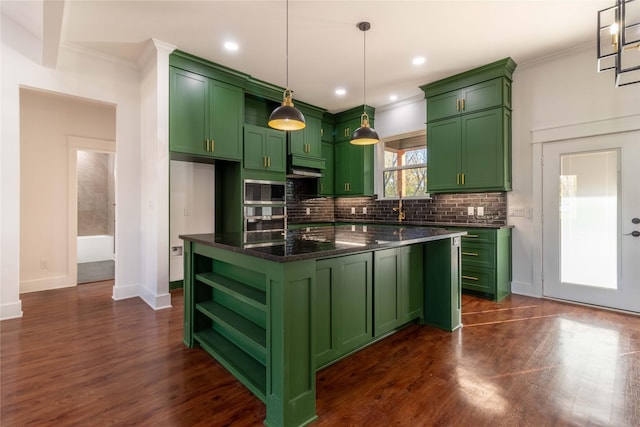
[[77, 150, 116, 284]]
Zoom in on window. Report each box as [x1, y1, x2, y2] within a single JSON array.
[[380, 133, 428, 198]]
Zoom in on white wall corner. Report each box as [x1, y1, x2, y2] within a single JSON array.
[[0, 301, 24, 321], [111, 283, 139, 300], [139, 289, 172, 311], [511, 281, 540, 298]]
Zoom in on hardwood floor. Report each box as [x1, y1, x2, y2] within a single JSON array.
[[1, 281, 638, 426]]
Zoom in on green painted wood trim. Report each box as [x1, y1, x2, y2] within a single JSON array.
[[420, 57, 518, 98], [169, 280, 183, 290], [170, 51, 250, 88], [334, 104, 375, 122], [183, 241, 194, 347], [289, 154, 326, 170], [423, 239, 462, 331]]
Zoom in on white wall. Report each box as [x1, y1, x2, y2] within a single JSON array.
[[169, 161, 215, 282], [1, 14, 142, 319], [374, 45, 640, 299], [19, 89, 115, 293]]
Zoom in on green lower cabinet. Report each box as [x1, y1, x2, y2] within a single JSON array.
[[423, 237, 462, 331], [460, 227, 511, 301], [315, 253, 373, 368], [373, 245, 424, 337]]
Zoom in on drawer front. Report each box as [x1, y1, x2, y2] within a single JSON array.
[[461, 266, 495, 294], [461, 242, 495, 268], [460, 228, 496, 244]]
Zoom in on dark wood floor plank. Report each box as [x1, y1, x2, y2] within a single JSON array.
[[1, 283, 638, 426]]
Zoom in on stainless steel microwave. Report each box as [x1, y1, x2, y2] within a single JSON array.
[[243, 179, 286, 232]]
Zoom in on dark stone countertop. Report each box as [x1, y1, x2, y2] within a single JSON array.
[[180, 224, 466, 263]]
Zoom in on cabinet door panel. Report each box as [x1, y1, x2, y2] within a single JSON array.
[[210, 81, 242, 160], [169, 68, 209, 156], [427, 117, 462, 192], [461, 109, 504, 190], [403, 244, 424, 322], [461, 79, 503, 114], [315, 263, 337, 367], [426, 90, 460, 122], [318, 142, 334, 196], [374, 249, 401, 336], [243, 126, 267, 170], [265, 131, 286, 172], [339, 254, 372, 353]]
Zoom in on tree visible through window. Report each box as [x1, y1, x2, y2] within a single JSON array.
[[383, 135, 427, 198]]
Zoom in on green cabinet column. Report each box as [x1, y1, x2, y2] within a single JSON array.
[[318, 142, 334, 196], [169, 67, 243, 161], [423, 237, 462, 331]]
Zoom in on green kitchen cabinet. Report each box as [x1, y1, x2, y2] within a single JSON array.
[[426, 107, 511, 192], [316, 252, 373, 368], [373, 245, 424, 337], [334, 141, 374, 196], [169, 67, 243, 161], [321, 121, 334, 143], [459, 227, 511, 301], [289, 116, 322, 158], [334, 117, 363, 143], [426, 77, 510, 122], [243, 124, 286, 173], [318, 142, 334, 196], [421, 57, 516, 193]]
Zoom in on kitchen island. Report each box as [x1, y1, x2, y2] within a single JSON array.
[[181, 224, 465, 427]]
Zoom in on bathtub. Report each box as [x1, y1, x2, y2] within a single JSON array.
[[77, 235, 114, 263]]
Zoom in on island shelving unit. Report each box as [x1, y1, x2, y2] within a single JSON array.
[[181, 224, 465, 427]]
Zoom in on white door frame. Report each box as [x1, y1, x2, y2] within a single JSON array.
[[530, 114, 640, 299], [67, 136, 116, 286]]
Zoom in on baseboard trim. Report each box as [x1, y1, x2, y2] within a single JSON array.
[[20, 275, 74, 294], [511, 281, 541, 298], [0, 301, 23, 320], [111, 283, 139, 300], [139, 288, 172, 311]]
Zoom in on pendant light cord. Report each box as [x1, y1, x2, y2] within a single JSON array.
[[286, 0, 289, 88], [363, 26, 366, 108]]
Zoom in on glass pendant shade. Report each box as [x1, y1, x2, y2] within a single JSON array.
[[269, 89, 306, 131], [351, 112, 379, 145]]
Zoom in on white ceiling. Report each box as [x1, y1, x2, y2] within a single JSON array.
[[3, 0, 612, 113]]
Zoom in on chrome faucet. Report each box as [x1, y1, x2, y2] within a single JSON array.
[[392, 197, 406, 222]]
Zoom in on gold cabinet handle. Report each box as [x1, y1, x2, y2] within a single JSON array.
[[462, 252, 479, 256], [321, 128, 324, 137], [268, 156, 271, 167], [205, 139, 209, 151], [263, 156, 267, 167], [462, 275, 479, 281], [456, 99, 460, 111], [456, 173, 460, 185], [211, 138, 214, 152], [461, 98, 465, 110], [465, 234, 479, 238], [461, 173, 465, 185]]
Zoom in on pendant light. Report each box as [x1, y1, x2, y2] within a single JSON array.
[[268, 0, 306, 131], [351, 21, 379, 145]]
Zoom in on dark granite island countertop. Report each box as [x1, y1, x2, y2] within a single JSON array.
[[180, 223, 466, 263]]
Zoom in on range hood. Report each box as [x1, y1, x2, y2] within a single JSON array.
[[287, 167, 323, 179]]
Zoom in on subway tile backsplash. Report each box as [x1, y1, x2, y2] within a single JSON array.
[[287, 179, 507, 226]]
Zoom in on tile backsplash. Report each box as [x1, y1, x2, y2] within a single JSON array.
[[287, 179, 507, 226]]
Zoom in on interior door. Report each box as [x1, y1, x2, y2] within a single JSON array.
[[542, 131, 640, 312]]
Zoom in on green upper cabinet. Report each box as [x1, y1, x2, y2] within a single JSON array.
[[288, 116, 325, 170], [334, 117, 363, 143], [421, 57, 516, 193], [321, 121, 334, 143], [318, 142, 334, 196], [426, 78, 508, 122], [243, 124, 286, 174], [169, 67, 243, 161], [334, 141, 374, 196], [289, 116, 322, 158]]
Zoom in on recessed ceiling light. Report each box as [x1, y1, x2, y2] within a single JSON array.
[[224, 41, 239, 51], [389, 95, 398, 101], [412, 56, 426, 66], [335, 88, 346, 96]]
